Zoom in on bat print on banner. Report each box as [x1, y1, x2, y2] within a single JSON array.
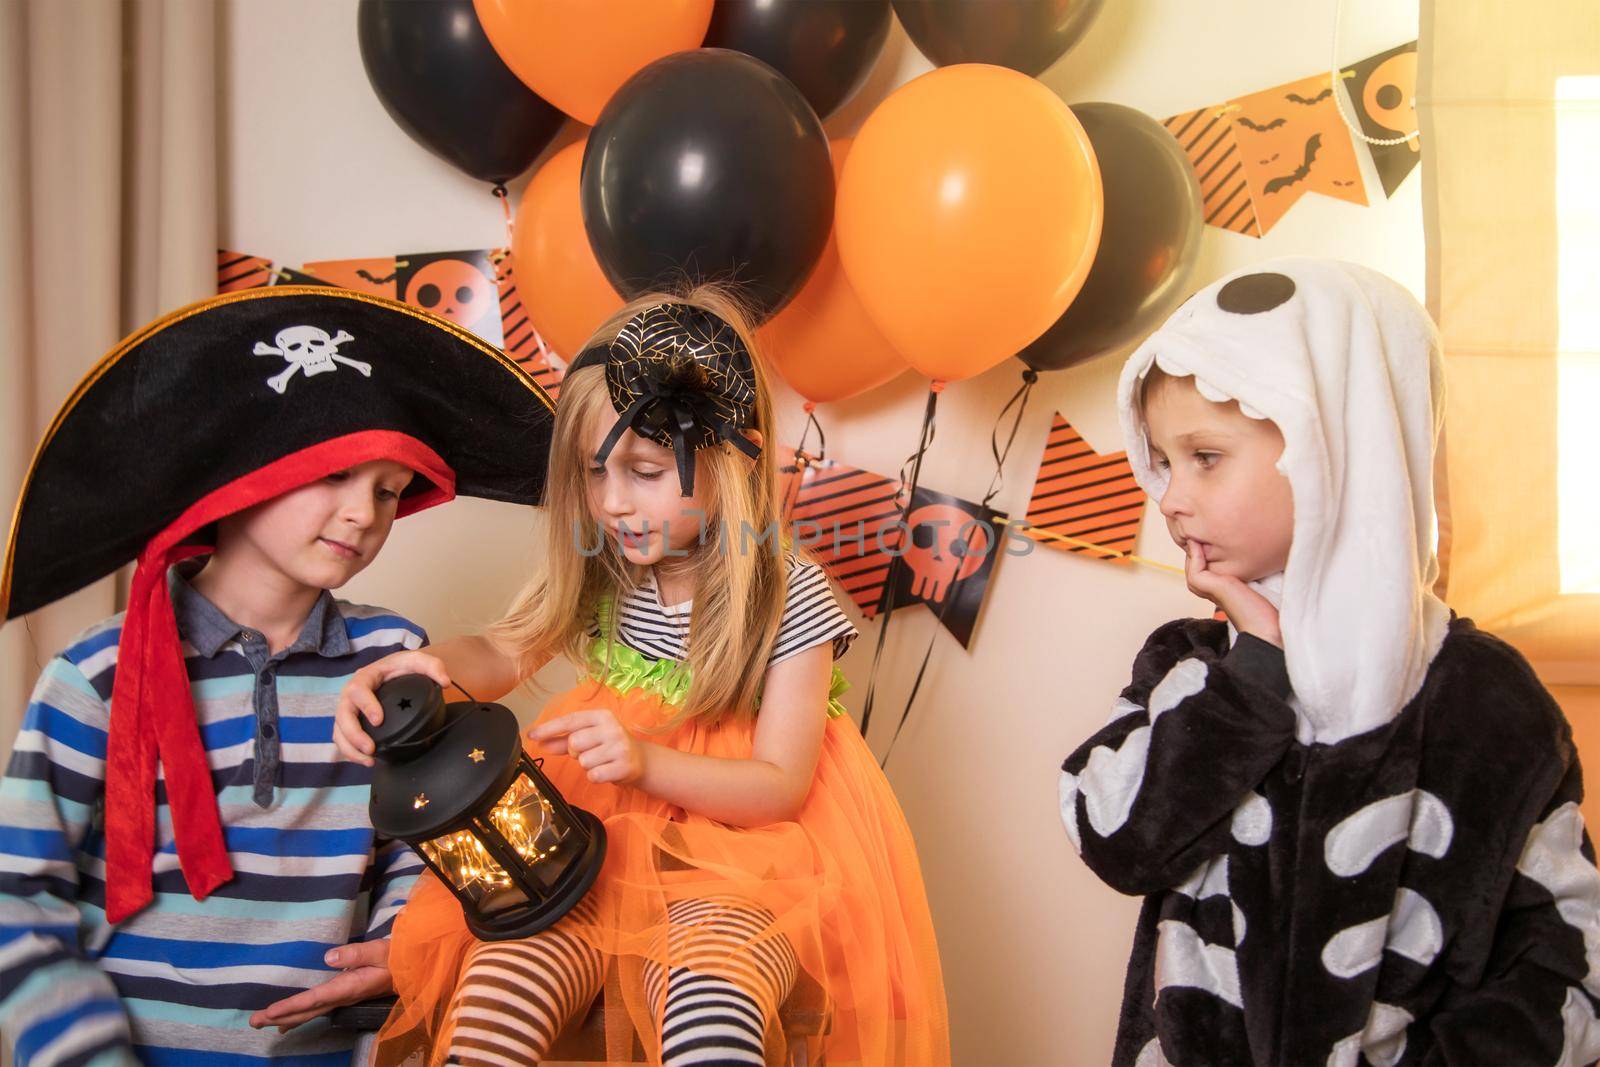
[[1344, 41, 1421, 197], [299, 257, 401, 299], [1166, 47, 1426, 238], [266, 250, 509, 351], [1227, 71, 1367, 235]]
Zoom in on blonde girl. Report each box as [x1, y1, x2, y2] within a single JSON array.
[[334, 288, 948, 1066]]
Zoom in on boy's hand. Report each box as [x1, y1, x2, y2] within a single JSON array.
[[334, 651, 453, 766], [248, 939, 392, 1033], [1184, 541, 1282, 647], [529, 710, 646, 786]]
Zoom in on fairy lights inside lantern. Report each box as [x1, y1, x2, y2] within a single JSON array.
[[363, 675, 606, 940]]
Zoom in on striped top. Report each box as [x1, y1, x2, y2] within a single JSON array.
[[0, 568, 427, 1066], [590, 554, 858, 667]]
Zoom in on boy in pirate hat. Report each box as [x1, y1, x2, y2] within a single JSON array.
[[0, 287, 553, 1064]]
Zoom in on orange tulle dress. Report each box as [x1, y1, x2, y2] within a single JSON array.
[[375, 614, 950, 1066]]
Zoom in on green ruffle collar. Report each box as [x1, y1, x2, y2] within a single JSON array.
[[583, 595, 848, 719]]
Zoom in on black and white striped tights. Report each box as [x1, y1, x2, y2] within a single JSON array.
[[444, 896, 797, 1066]]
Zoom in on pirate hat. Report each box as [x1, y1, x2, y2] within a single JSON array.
[[2, 285, 555, 922]]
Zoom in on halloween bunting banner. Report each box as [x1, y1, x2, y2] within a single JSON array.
[[1022, 413, 1145, 562], [1343, 41, 1421, 197], [215, 246, 565, 395], [778, 452, 1009, 649], [1164, 40, 1419, 238]]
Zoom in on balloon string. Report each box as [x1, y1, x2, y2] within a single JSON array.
[[492, 183, 516, 257], [894, 385, 940, 493], [880, 515, 978, 769], [780, 403, 826, 522], [859, 380, 941, 739], [982, 368, 1038, 509], [798, 401, 826, 464], [1330, 0, 1419, 147]]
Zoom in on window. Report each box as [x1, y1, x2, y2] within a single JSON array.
[[1556, 75, 1600, 594]]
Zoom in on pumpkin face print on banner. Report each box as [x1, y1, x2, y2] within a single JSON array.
[[222, 250, 516, 355], [396, 251, 505, 347], [1345, 41, 1421, 196]]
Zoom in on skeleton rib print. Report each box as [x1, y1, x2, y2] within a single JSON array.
[[1059, 617, 1600, 1066]]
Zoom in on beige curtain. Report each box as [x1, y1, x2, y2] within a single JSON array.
[[1420, 0, 1600, 685], [0, 0, 217, 754]]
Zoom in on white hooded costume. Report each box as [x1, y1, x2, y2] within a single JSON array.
[[1117, 257, 1450, 744], [1058, 259, 1600, 1066]]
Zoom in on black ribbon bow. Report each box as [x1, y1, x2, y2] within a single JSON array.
[[567, 303, 761, 496]]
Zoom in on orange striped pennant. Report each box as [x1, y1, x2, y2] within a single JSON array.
[[779, 452, 901, 619], [1163, 107, 1262, 239], [493, 249, 564, 401], [216, 249, 271, 292], [1024, 413, 1146, 561]]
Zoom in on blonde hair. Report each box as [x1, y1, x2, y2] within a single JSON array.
[[489, 285, 790, 726]]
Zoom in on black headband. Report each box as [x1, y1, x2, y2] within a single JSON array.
[[567, 302, 760, 496]]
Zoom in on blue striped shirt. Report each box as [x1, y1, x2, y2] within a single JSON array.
[[0, 568, 427, 1066]]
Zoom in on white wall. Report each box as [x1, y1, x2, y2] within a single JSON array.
[[223, 2, 1422, 1062]]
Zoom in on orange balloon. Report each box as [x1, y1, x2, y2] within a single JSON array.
[[511, 141, 624, 357], [761, 139, 909, 404], [836, 64, 1103, 382], [472, 0, 713, 125]]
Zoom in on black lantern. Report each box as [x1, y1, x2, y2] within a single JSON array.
[[364, 675, 606, 940]]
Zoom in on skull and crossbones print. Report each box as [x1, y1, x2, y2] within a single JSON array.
[[252, 325, 372, 394]]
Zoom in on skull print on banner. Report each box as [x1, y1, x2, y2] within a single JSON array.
[[883, 487, 1006, 648], [779, 453, 1007, 649]]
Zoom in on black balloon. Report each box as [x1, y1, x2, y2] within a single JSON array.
[[357, 0, 564, 185], [1018, 102, 1203, 373], [891, 0, 1105, 77], [581, 49, 834, 322], [703, 0, 891, 120]]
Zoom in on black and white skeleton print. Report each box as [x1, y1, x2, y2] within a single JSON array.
[[1061, 617, 1600, 1066]]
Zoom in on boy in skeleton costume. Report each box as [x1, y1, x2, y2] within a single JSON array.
[[1060, 258, 1600, 1066]]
